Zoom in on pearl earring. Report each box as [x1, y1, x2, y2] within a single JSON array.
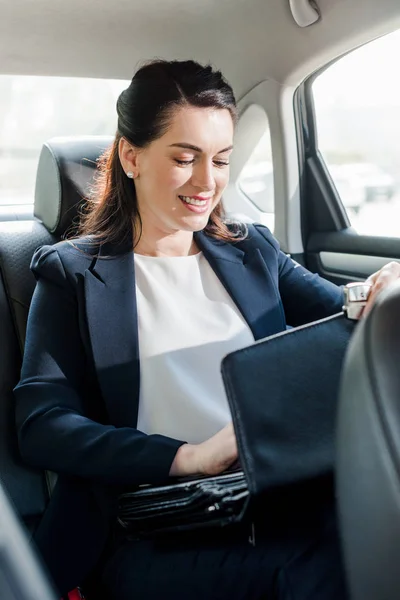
[[127, 171, 134, 179]]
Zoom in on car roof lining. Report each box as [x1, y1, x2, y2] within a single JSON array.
[[1, 0, 400, 97]]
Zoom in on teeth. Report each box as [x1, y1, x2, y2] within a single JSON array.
[[180, 196, 208, 206]]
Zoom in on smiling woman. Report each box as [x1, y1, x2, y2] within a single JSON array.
[[15, 59, 351, 600], [119, 106, 234, 254], [78, 60, 242, 255]]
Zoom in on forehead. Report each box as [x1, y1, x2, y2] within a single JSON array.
[[162, 106, 234, 151]]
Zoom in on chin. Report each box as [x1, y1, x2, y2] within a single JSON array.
[[179, 213, 211, 232]]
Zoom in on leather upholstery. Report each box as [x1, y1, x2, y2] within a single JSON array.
[[0, 222, 56, 351], [337, 279, 400, 600], [0, 222, 56, 525], [0, 267, 48, 521], [0, 137, 112, 528], [34, 136, 113, 237]]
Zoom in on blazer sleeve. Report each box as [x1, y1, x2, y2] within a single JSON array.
[[14, 246, 185, 486], [254, 224, 344, 326]]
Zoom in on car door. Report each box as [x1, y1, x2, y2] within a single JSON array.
[[297, 28, 400, 286]]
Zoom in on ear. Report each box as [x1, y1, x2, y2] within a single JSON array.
[[118, 137, 140, 177]]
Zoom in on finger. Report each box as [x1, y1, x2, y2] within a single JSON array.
[[366, 262, 400, 285], [365, 271, 379, 286], [363, 270, 395, 316], [362, 292, 376, 317], [372, 269, 396, 292]]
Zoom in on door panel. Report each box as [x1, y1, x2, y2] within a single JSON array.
[[320, 251, 400, 279], [306, 230, 400, 285]]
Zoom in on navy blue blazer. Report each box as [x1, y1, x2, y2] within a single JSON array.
[[14, 223, 343, 593]]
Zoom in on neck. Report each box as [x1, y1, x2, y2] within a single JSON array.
[[134, 222, 198, 257]]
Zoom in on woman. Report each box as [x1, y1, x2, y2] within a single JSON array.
[[14, 59, 400, 599]]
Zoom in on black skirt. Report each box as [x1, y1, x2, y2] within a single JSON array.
[[101, 486, 348, 600]]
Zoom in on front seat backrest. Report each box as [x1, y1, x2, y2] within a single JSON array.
[[337, 279, 400, 600], [0, 481, 56, 600], [0, 135, 112, 528]]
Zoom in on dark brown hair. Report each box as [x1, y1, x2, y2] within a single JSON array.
[[77, 59, 245, 248]]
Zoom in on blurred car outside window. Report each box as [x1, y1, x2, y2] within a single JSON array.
[[313, 28, 400, 237]]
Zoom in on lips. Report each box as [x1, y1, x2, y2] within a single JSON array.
[[179, 195, 211, 206], [178, 195, 212, 214]]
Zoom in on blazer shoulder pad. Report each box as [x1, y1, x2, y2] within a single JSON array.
[[30, 245, 69, 288], [254, 223, 279, 251], [30, 237, 98, 288]]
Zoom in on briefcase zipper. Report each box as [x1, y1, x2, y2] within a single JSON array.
[[248, 522, 256, 547]]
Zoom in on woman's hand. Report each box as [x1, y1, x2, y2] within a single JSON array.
[[363, 261, 400, 317], [169, 423, 238, 477]]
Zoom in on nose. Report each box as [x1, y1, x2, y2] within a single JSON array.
[[191, 160, 215, 192]]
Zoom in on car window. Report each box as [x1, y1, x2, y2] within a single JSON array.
[[312, 29, 400, 237], [238, 126, 274, 215], [0, 76, 129, 206]]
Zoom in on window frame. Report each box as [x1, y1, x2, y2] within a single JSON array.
[[297, 64, 351, 244], [295, 36, 400, 284], [301, 35, 400, 242]]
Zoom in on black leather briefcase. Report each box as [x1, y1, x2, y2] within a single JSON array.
[[117, 469, 249, 537], [117, 312, 356, 536], [221, 312, 356, 497]]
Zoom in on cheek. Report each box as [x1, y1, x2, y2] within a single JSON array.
[[158, 166, 190, 191], [215, 170, 230, 194]]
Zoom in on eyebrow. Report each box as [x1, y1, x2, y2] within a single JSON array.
[[168, 143, 233, 154]]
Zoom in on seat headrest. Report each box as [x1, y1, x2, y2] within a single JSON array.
[[34, 136, 114, 237]]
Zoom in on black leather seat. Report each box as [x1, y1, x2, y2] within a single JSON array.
[[0, 136, 112, 532], [337, 279, 400, 600]]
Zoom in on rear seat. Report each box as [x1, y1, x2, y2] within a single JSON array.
[[0, 136, 113, 532]]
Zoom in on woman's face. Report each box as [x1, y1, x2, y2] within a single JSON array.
[[120, 106, 234, 235]]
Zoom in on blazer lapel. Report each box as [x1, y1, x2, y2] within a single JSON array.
[[84, 248, 140, 427], [83, 230, 286, 426], [195, 231, 286, 340]]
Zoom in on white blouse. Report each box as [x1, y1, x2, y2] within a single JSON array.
[[134, 251, 254, 444]]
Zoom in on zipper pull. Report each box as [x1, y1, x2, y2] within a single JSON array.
[[248, 521, 256, 547]]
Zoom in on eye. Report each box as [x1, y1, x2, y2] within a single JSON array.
[[214, 160, 230, 167], [175, 159, 195, 166]]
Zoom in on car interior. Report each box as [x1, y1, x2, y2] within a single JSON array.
[[1, 0, 400, 597]]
